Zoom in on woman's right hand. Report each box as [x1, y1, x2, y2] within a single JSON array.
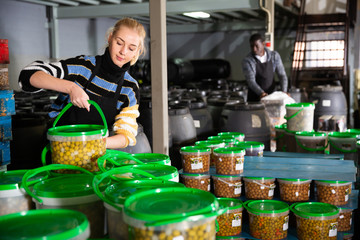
[[68, 83, 90, 111]]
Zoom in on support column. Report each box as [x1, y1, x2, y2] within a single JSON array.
[[149, 0, 169, 154]]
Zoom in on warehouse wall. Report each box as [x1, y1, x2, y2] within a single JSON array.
[[0, 0, 296, 91]]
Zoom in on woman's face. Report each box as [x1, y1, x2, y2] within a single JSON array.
[[108, 26, 141, 68]]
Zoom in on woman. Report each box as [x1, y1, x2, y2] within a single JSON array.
[[18, 17, 146, 149]]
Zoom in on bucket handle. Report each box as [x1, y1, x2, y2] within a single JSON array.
[[295, 136, 328, 152], [92, 167, 159, 212], [22, 164, 94, 204], [52, 100, 108, 137], [41, 143, 51, 166], [97, 150, 144, 172], [284, 108, 304, 120]]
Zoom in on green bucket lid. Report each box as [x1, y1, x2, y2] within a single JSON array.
[[105, 179, 185, 205], [195, 140, 226, 148], [290, 202, 339, 218], [0, 209, 89, 239], [278, 178, 310, 182], [180, 145, 211, 153], [33, 174, 98, 198], [244, 176, 274, 181], [275, 124, 287, 130], [217, 198, 243, 211], [213, 147, 245, 155], [295, 131, 326, 138], [234, 141, 264, 149], [124, 187, 219, 224], [0, 170, 47, 191], [47, 124, 106, 137], [113, 164, 179, 181], [328, 131, 358, 139], [285, 102, 315, 108], [245, 200, 289, 215], [346, 129, 360, 137], [217, 132, 245, 138], [132, 153, 171, 165], [315, 180, 351, 185], [284, 128, 297, 134]]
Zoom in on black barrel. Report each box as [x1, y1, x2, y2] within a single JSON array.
[[309, 85, 347, 131], [190, 59, 231, 80], [219, 102, 271, 150], [288, 87, 309, 103]]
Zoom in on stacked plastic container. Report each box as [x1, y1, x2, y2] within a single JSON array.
[[0, 39, 13, 170]]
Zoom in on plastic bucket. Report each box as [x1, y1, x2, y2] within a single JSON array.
[[244, 200, 290, 240], [212, 175, 242, 198], [92, 168, 185, 240], [0, 170, 46, 216], [180, 172, 211, 192], [180, 146, 211, 173], [328, 132, 358, 161], [21, 164, 105, 239], [216, 198, 243, 237], [123, 187, 226, 239], [290, 202, 339, 240], [208, 135, 240, 147], [41, 100, 108, 173], [315, 180, 352, 206], [275, 123, 286, 152], [0, 209, 90, 239], [195, 139, 226, 167], [234, 141, 264, 156], [132, 153, 171, 166], [338, 208, 353, 232], [284, 128, 297, 152], [285, 103, 315, 132], [295, 131, 327, 154], [243, 177, 276, 200], [277, 178, 311, 202], [213, 147, 245, 175]]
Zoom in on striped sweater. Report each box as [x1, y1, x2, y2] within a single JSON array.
[[18, 48, 140, 147]]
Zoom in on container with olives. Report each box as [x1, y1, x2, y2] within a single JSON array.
[[216, 198, 243, 237], [295, 131, 327, 154], [181, 172, 211, 192], [180, 146, 211, 173], [195, 139, 226, 167], [278, 178, 311, 202], [338, 208, 353, 232], [213, 147, 245, 175], [285, 102, 315, 132], [244, 200, 290, 240], [234, 141, 264, 156], [123, 187, 223, 240], [243, 177, 276, 200], [315, 180, 352, 206], [217, 132, 245, 142], [290, 202, 339, 240], [212, 175, 242, 198]]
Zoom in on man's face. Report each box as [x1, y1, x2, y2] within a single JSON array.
[[250, 39, 265, 57]]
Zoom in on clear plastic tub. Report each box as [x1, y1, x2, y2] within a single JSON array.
[[123, 187, 224, 240], [285, 102, 315, 132], [181, 172, 211, 192], [295, 131, 327, 154], [180, 146, 211, 173], [234, 141, 264, 156], [0, 209, 90, 239], [212, 175, 242, 198], [338, 208, 353, 232], [213, 147, 245, 175], [290, 202, 339, 240], [208, 135, 240, 147], [315, 180, 352, 206], [245, 200, 290, 240], [243, 177, 276, 200], [328, 131, 358, 162], [195, 139, 226, 167], [216, 198, 243, 237], [278, 178, 311, 203]]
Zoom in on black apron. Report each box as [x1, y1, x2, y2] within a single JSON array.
[[56, 56, 122, 128], [247, 58, 275, 102]]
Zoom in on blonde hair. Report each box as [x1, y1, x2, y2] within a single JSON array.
[[106, 17, 146, 65]]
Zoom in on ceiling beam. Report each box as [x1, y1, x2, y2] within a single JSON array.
[[57, 0, 260, 18], [18, 0, 59, 7]]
